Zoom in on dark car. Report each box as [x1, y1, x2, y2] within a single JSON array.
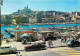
[[45, 36, 54, 41], [24, 42, 47, 51], [67, 39, 80, 47]]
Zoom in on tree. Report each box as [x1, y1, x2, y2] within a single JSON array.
[[5, 15, 12, 25], [16, 17, 22, 24]]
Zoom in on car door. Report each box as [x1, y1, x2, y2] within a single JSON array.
[[0, 47, 4, 53], [36, 43, 41, 49], [30, 45, 35, 50], [74, 41, 79, 46], [30, 43, 36, 50], [3, 47, 10, 53], [0, 47, 8, 53], [32, 43, 38, 50]]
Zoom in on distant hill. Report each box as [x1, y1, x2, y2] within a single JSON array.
[[10, 5, 69, 16]]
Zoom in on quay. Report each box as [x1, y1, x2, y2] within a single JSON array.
[[4, 26, 80, 42], [1, 25, 80, 56], [4, 25, 80, 37]]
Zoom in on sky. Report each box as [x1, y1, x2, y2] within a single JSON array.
[[1, 0, 80, 15]]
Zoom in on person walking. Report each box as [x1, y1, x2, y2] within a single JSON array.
[[43, 36, 46, 44], [48, 40, 53, 48], [64, 37, 67, 42], [50, 40, 53, 47], [22, 38, 26, 44], [48, 40, 51, 48], [61, 36, 64, 42], [6, 39, 9, 44], [69, 37, 70, 40]]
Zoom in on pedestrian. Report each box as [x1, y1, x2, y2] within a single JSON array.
[[48, 40, 51, 48], [38, 37, 41, 41], [69, 37, 70, 40], [43, 36, 46, 44], [23, 38, 26, 44], [61, 36, 64, 42], [62, 37, 65, 43], [64, 37, 67, 42], [73, 37, 76, 41], [50, 40, 53, 47], [48, 40, 53, 48], [6, 38, 9, 44]]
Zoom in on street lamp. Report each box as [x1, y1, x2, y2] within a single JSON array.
[[0, 0, 3, 46]]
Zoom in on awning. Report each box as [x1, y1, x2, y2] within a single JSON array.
[[20, 33, 30, 38], [1, 33, 3, 37]]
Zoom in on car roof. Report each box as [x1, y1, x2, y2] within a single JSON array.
[[31, 42, 39, 44], [0, 45, 11, 47], [30, 42, 40, 45], [68, 39, 74, 41]]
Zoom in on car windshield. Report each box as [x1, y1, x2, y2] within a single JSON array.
[[31, 43, 38, 45], [31, 43, 34, 45], [68, 39, 74, 42], [67, 39, 75, 44], [34, 43, 38, 45], [1, 47, 10, 49]]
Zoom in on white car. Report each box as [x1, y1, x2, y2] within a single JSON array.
[[0, 45, 17, 54]]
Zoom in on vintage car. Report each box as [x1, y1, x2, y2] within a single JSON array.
[[0, 45, 17, 54], [67, 39, 80, 47], [24, 42, 47, 51]]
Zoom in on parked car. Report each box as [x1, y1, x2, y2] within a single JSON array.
[[24, 42, 47, 51], [67, 39, 80, 47], [45, 36, 57, 41], [0, 45, 17, 54]]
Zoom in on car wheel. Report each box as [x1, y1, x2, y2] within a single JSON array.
[[40, 47, 43, 50], [77, 45, 80, 47], [68, 45, 71, 47], [70, 45, 73, 47], [79, 44, 80, 47], [9, 50, 13, 53], [27, 49, 30, 51], [45, 47, 47, 50]]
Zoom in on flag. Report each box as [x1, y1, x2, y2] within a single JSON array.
[[12, 19, 16, 24], [16, 25, 20, 29]]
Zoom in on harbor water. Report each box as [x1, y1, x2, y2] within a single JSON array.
[[1, 24, 80, 38]]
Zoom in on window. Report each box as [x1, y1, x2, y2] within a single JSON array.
[[1, 47, 5, 49], [5, 47, 10, 48], [1, 47, 10, 49], [34, 43, 38, 45], [38, 43, 41, 45]]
